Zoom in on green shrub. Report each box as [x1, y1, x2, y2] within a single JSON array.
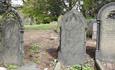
[[70, 65, 82, 70], [70, 64, 93, 70], [43, 17, 51, 23], [7, 64, 18, 70], [29, 43, 41, 64], [30, 43, 40, 53]]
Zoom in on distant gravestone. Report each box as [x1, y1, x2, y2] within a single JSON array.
[[87, 19, 96, 39], [0, 9, 24, 65], [96, 2, 115, 63], [92, 20, 97, 40], [87, 19, 97, 40], [58, 9, 86, 66]]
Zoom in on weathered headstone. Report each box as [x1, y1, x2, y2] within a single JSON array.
[[0, 1, 24, 65], [58, 9, 86, 66], [96, 2, 115, 63]]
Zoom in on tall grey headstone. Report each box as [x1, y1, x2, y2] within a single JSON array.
[[58, 9, 86, 66], [96, 2, 115, 63], [0, 9, 24, 65]]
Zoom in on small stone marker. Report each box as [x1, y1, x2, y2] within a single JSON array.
[[96, 2, 115, 63], [54, 62, 61, 70], [58, 9, 86, 66]]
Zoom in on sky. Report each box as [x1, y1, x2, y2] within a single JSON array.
[[11, 0, 23, 7]]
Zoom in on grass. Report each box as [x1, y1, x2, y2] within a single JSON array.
[[29, 43, 40, 53], [6, 64, 18, 70], [70, 64, 93, 70], [29, 43, 41, 64], [24, 24, 58, 30]]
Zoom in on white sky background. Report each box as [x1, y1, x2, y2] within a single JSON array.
[[11, 0, 23, 7]]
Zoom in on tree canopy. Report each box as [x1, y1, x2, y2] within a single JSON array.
[[82, 0, 115, 18], [21, 0, 115, 23]]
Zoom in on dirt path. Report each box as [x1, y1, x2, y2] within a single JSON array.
[[24, 30, 59, 70]]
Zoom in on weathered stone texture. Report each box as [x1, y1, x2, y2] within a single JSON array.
[[58, 9, 86, 66], [96, 2, 115, 63], [0, 9, 24, 65]]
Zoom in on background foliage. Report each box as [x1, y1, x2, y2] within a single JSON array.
[[82, 0, 115, 18], [21, 0, 115, 24]]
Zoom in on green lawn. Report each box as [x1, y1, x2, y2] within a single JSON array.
[[24, 24, 58, 30]]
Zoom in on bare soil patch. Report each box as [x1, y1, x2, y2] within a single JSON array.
[[24, 30, 96, 70], [24, 30, 59, 70]]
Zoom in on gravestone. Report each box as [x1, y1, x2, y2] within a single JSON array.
[[92, 20, 97, 40], [58, 9, 86, 66], [87, 19, 96, 38], [0, 1, 24, 65], [87, 19, 97, 40], [96, 2, 115, 63]]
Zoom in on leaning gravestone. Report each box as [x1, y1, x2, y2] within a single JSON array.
[[0, 1, 24, 65], [58, 9, 86, 66], [96, 2, 115, 69]]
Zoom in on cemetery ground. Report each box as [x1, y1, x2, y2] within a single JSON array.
[[24, 24, 59, 70], [23, 24, 96, 70]]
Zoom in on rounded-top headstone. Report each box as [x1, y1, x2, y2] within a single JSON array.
[[96, 2, 115, 63], [58, 9, 86, 66], [0, 8, 24, 65]]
